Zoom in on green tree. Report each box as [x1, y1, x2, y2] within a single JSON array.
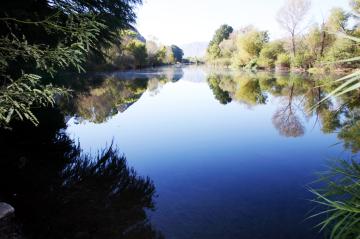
[[323, 37, 357, 66], [238, 29, 269, 57], [305, 25, 323, 57], [275, 53, 291, 68], [258, 41, 285, 68], [326, 7, 350, 32], [207, 24, 233, 59], [232, 28, 269, 68], [126, 40, 148, 68], [170, 45, 184, 63]]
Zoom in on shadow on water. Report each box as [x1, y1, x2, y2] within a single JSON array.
[[0, 107, 163, 239]]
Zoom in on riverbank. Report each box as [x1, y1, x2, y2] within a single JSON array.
[[204, 62, 357, 75]]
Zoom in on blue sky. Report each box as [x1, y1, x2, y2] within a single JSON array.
[[135, 0, 351, 45]]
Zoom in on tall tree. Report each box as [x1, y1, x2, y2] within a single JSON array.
[[326, 7, 350, 32], [277, 0, 311, 56], [207, 24, 233, 59], [170, 45, 184, 63]]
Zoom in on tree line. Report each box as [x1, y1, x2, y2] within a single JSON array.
[[206, 0, 360, 72], [93, 29, 184, 71]]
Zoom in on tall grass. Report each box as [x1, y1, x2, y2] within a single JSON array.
[[309, 158, 360, 239]]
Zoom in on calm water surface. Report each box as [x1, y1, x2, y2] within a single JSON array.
[[62, 66, 348, 239]]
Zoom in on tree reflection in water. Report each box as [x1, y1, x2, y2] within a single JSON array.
[[206, 70, 360, 236], [206, 71, 360, 142], [0, 108, 163, 239], [61, 67, 184, 124], [272, 84, 305, 137]]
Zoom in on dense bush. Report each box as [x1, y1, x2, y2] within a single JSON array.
[[323, 38, 358, 68], [258, 41, 285, 68], [291, 53, 314, 69], [275, 53, 291, 68]]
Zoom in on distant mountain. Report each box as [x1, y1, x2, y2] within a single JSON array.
[[180, 42, 208, 58]]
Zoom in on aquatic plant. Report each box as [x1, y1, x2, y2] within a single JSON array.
[[309, 157, 360, 239]]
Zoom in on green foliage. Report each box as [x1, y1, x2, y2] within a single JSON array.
[[326, 7, 350, 32], [126, 40, 148, 68], [313, 35, 360, 113], [323, 38, 358, 66], [219, 37, 237, 58], [62, 0, 144, 60], [305, 24, 332, 59], [258, 41, 285, 68], [276, 53, 291, 68], [0, 13, 104, 75], [0, 74, 68, 126], [291, 52, 314, 69], [209, 57, 233, 68], [338, 120, 360, 153], [309, 34, 360, 239], [154, 46, 168, 65], [214, 27, 268, 69], [0, 0, 145, 127], [207, 24, 233, 59], [237, 29, 269, 58], [231, 50, 251, 68], [309, 157, 360, 239], [204, 0, 360, 73], [319, 110, 341, 134], [209, 24, 234, 47], [0, 6, 106, 126]]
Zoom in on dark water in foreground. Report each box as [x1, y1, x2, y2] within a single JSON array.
[[0, 66, 357, 239]]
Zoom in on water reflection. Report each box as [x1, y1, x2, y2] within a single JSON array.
[[206, 70, 360, 147], [7, 66, 356, 239], [62, 67, 184, 123], [272, 84, 305, 137], [63, 67, 360, 159], [204, 69, 360, 237], [0, 108, 162, 239]]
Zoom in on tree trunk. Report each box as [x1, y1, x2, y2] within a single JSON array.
[[320, 25, 326, 57], [291, 33, 296, 56]]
